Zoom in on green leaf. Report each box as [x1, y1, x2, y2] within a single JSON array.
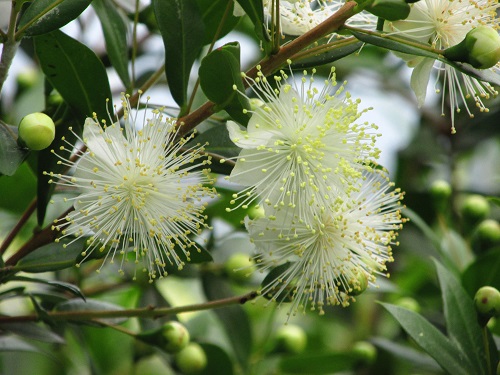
[[433, 259, 487, 374], [291, 40, 364, 70], [34, 30, 113, 118], [278, 352, 356, 374], [15, 238, 85, 273], [235, 0, 271, 52], [462, 248, 500, 297], [0, 123, 29, 176], [153, 0, 205, 112], [199, 343, 234, 375], [0, 336, 43, 354], [366, 0, 410, 21], [11, 275, 85, 300], [199, 42, 250, 125], [0, 162, 36, 213], [196, 0, 240, 45], [92, 0, 131, 88], [0, 322, 65, 344], [380, 302, 474, 375], [201, 273, 252, 369], [261, 262, 295, 302], [177, 243, 213, 264], [18, 0, 92, 37]]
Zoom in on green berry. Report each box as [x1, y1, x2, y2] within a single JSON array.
[[352, 341, 377, 364], [175, 343, 207, 375], [224, 253, 255, 283], [474, 286, 500, 317], [18, 112, 55, 151], [274, 325, 307, 354], [461, 195, 490, 226], [161, 321, 190, 353], [394, 297, 421, 313]]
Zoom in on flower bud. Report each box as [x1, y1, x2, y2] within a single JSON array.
[[175, 343, 207, 375], [224, 253, 256, 283], [18, 112, 55, 151], [444, 26, 500, 69], [430, 180, 451, 212], [136, 321, 190, 354], [274, 324, 307, 354], [337, 270, 369, 296], [394, 297, 421, 313], [472, 219, 500, 253], [352, 341, 377, 365], [460, 195, 490, 229], [474, 286, 500, 325]]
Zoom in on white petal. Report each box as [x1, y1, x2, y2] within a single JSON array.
[[410, 58, 434, 107], [227, 120, 274, 148]]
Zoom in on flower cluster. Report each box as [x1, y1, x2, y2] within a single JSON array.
[[225, 65, 404, 317], [384, 0, 500, 133], [47, 95, 216, 281]]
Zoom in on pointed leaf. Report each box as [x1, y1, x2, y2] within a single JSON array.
[[0, 336, 43, 353], [196, 0, 240, 45], [433, 259, 488, 374], [34, 30, 113, 118], [0, 322, 65, 344], [291, 40, 364, 70], [54, 299, 127, 325], [153, 0, 205, 112], [12, 275, 85, 300], [199, 343, 234, 375], [18, 0, 92, 36], [92, 0, 131, 88], [0, 123, 29, 176], [235, 0, 271, 52], [201, 273, 252, 369], [381, 302, 473, 375]]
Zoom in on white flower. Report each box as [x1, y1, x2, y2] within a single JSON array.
[[47, 94, 216, 281], [248, 170, 404, 317], [234, 1, 375, 37], [385, 0, 500, 133], [225, 65, 381, 225]]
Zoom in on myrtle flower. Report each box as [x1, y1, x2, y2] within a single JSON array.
[[384, 0, 500, 133], [224, 65, 381, 224], [248, 170, 404, 316], [234, 1, 375, 37], [47, 94, 216, 280]]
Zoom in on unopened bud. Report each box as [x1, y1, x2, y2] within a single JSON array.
[[474, 286, 500, 325], [430, 180, 451, 212], [274, 325, 307, 354], [225, 253, 256, 283], [18, 112, 55, 151], [136, 321, 190, 354], [394, 297, 420, 313], [461, 195, 490, 229], [175, 343, 207, 375], [444, 26, 500, 69], [352, 341, 377, 364], [472, 219, 500, 253]]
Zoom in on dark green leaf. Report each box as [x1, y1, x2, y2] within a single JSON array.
[[18, 0, 92, 37], [235, 0, 271, 52], [367, 0, 410, 21], [177, 243, 213, 264], [201, 273, 252, 369], [153, 0, 205, 112], [204, 187, 248, 227], [196, 0, 240, 45], [199, 343, 234, 375], [278, 352, 356, 374], [199, 42, 250, 125], [93, 0, 131, 88], [0, 336, 43, 353], [462, 248, 500, 297], [188, 124, 241, 163], [433, 259, 487, 374], [381, 302, 473, 375], [261, 262, 295, 302], [291, 40, 364, 70], [15, 238, 85, 273], [0, 322, 65, 344], [11, 275, 85, 300], [0, 162, 36, 213], [34, 30, 112, 118], [0, 123, 29, 176]]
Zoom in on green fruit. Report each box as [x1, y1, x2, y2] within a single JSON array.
[[461, 195, 490, 226], [161, 321, 190, 353], [352, 341, 377, 364], [225, 253, 255, 283], [175, 343, 207, 375], [18, 112, 55, 151], [274, 324, 307, 354], [474, 286, 500, 316]]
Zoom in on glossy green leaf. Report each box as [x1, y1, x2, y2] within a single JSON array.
[[177, 243, 213, 264], [381, 302, 474, 375], [291, 40, 364, 70], [196, 0, 240, 45], [153, 0, 205, 113], [350, 30, 500, 86], [0, 162, 36, 213], [279, 352, 356, 374], [199, 42, 250, 125], [366, 0, 410, 21], [201, 273, 252, 369], [261, 262, 295, 302], [0, 322, 65, 344], [92, 0, 131, 88], [203, 187, 248, 227], [235, 0, 271, 52], [18, 0, 92, 37], [0, 123, 29, 176], [15, 238, 85, 273], [199, 343, 234, 375], [462, 248, 500, 297], [433, 259, 487, 374], [34, 30, 113, 118], [12, 275, 85, 300]]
